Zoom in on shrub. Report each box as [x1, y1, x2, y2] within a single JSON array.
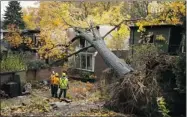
[[80, 71, 92, 79], [128, 44, 160, 70], [173, 53, 186, 93], [0, 52, 27, 72], [27, 60, 49, 70], [105, 44, 185, 116]]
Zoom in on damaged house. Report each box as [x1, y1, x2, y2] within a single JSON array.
[[67, 25, 129, 78]]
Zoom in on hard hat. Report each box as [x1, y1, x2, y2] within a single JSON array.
[[55, 73, 59, 76], [62, 73, 66, 77], [52, 71, 55, 74]]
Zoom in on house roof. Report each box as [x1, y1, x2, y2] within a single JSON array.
[[0, 29, 40, 33], [21, 29, 40, 34], [129, 24, 182, 29]]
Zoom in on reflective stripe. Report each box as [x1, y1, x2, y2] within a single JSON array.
[[59, 77, 68, 89]]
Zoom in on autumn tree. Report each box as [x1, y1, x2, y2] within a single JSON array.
[[3, 1, 25, 29], [4, 24, 34, 50], [4, 24, 22, 48], [106, 24, 130, 50], [136, 1, 186, 32], [122, 1, 149, 19], [23, 1, 131, 59], [22, 1, 134, 76]]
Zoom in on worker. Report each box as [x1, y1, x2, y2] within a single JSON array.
[[53, 73, 60, 98], [59, 72, 69, 99], [50, 71, 55, 97]]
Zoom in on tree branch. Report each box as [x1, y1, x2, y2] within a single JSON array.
[[66, 45, 93, 58], [102, 19, 144, 39], [51, 45, 93, 65]]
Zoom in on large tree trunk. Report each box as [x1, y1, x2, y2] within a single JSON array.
[[93, 39, 132, 76], [78, 30, 133, 77], [52, 26, 133, 77]]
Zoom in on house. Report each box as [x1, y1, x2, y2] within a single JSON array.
[[21, 29, 41, 52], [0, 28, 41, 60], [129, 24, 185, 55], [1, 29, 40, 50], [67, 25, 129, 78]]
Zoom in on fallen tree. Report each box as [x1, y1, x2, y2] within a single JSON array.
[[101, 45, 186, 117], [52, 20, 136, 77]]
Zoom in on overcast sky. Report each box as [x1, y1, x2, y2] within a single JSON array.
[[1, 1, 39, 20]]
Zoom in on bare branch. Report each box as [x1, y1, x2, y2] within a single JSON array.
[[69, 35, 82, 44], [66, 45, 93, 58], [51, 45, 93, 65], [102, 19, 144, 39]]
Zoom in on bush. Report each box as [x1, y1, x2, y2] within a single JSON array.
[[104, 44, 185, 116], [0, 52, 27, 72], [80, 71, 96, 79], [27, 60, 49, 70], [128, 44, 160, 70], [173, 53, 186, 93]]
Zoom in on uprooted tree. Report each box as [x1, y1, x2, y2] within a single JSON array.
[[52, 20, 134, 77], [23, 1, 135, 77], [22, 1, 185, 77]]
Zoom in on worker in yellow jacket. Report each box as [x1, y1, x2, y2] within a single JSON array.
[[52, 73, 60, 98], [50, 71, 55, 97], [58, 72, 69, 99]]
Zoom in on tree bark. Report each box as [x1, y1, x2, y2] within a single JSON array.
[[78, 30, 133, 77], [93, 39, 132, 77], [53, 20, 134, 77]]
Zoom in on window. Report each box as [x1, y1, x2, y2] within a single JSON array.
[[81, 54, 86, 69], [87, 55, 92, 70], [73, 52, 94, 72], [79, 39, 90, 48], [80, 39, 85, 48]]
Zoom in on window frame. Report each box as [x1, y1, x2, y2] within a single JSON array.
[[73, 52, 95, 72]]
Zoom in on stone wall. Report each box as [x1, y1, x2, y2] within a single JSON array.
[[0, 67, 64, 86]]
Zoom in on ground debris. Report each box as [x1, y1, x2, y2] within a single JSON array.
[[0, 79, 132, 116]]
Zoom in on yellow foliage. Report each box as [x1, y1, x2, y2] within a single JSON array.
[[136, 1, 186, 32], [23, 1, 130, 60], [23, 1, 185, 59], [106, 24, 129, 50], [4, 24, 22, 48]]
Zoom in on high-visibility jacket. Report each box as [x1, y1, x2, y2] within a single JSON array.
[[53, 76, 60, 85], [59, 77, 68, 89]]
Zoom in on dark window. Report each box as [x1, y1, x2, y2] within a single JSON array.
[[81, 54, 86, 69], [80, 39, 85, 48]]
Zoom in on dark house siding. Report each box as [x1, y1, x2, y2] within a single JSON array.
[[168, 26, 183, 54], [94, 50, 129, 78], [129, 25, 183, 55], [94, 53, 108, 78]]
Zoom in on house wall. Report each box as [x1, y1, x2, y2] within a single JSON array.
[[94, 53, 108, 78], [130, 26, 171, 56], [0, 67, 64, 88], [26, 67, 63, 81], [94, 50, 129, 78]]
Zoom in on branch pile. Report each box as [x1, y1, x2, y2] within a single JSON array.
[[103, 54, 178, 116]]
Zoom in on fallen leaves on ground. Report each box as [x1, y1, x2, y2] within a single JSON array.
[[1, 95, 51, 116], [73, 108, 130, 117]]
